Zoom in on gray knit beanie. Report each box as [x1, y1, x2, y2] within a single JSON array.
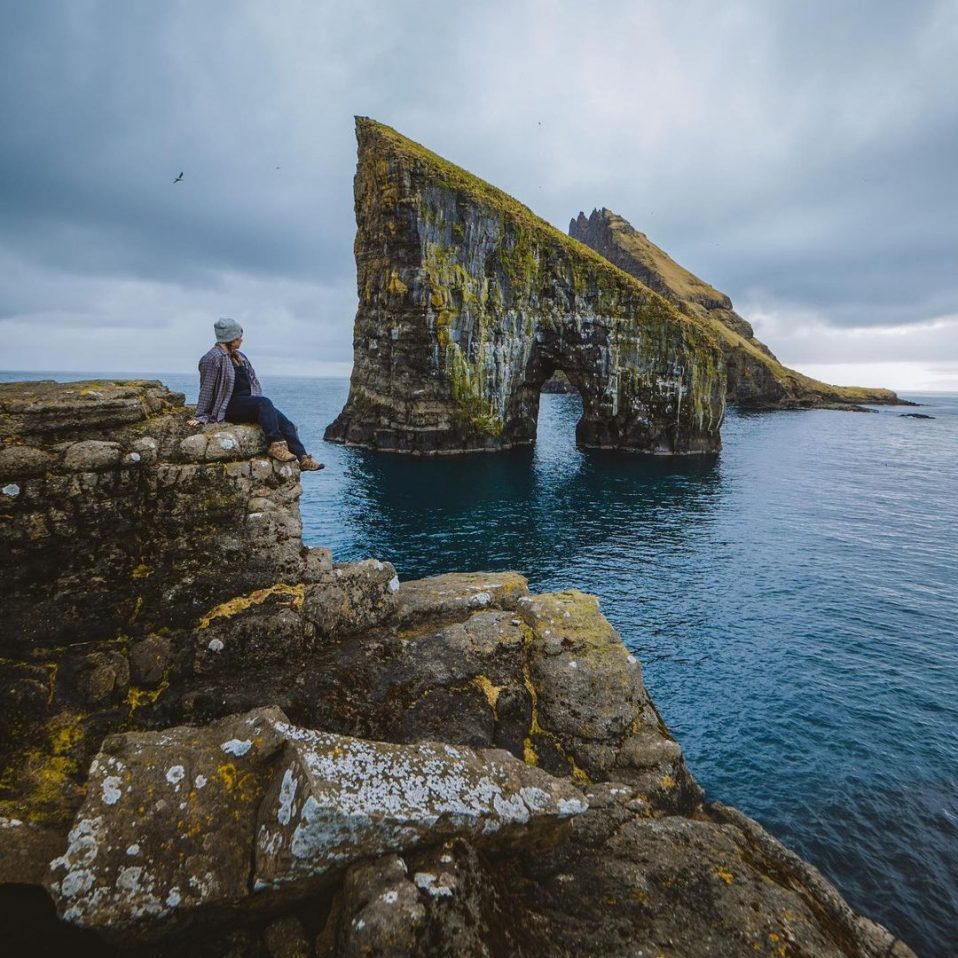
[[214, 317, 243, 343]]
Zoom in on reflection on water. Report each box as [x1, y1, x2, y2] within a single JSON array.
[[335, 393, 722, 582]]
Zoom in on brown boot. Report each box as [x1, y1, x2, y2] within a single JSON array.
[[267, 440, 296, 462], [299, 454, 325, 471]]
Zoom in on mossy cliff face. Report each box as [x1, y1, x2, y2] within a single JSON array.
[[325, 119, 726, 454], [571, 209, 901, 410]]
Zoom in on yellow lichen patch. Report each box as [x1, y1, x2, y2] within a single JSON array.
[[519, 622, 593, 784], [471, 674, 504, 711], [125, 675, 169, 714], [714, 866, 735, 886], [0, 710, 88, 824], [196, 582, 305, 630], [659, 774, 676, 790], [568, 760, 591, 786], [387, 271, 408, 295], [129, 596, 143, 623], [215, 763, 239, 793], [48, 713, 84, 756], [767, 931, 788, 958], [131, 563, 153, 579], [528, 590, 618, 651]]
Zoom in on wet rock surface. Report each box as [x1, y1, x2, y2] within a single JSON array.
[[325, 119, 725, 455], [0, 379, 916, 956], [570, 209, 901, 410]]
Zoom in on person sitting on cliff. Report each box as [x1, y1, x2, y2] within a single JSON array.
[[187, 318, 324, 471]]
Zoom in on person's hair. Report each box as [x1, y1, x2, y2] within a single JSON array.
[[225, 340, 243, 366]]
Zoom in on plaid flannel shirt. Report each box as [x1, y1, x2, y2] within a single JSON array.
[[194, 346, 263, 423]]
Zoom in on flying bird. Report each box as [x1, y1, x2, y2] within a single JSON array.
[[173, 172, 184, 183]]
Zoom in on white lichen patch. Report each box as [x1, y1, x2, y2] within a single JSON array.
[[165, 765, 186, 787], [207, 638, 224, 652], [60, 868, 95, 899], [194, 774, 207, 789], [101, 776, 123, 805], [2, 483, 20, 497], [220, 739, 252, 757], [414, 872, 454, 897], [557, 797, 588, 817], [388, 575, 400, 593], [469, 591, 492, 607], [126, 844, 140, 857], [256, 720, 586, 889], [381, 890, 399, 904], [277, 768, 299, 826]]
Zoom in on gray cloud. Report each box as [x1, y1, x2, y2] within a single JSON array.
[[1, 0, 956, 381]]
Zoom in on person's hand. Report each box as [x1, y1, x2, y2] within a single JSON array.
[[187, 418, 202, 427]]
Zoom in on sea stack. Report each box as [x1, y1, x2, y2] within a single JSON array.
[[325, 119, 726, 454], [570, 208, 900, 409]]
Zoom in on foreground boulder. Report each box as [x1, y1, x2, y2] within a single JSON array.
[[46, 708, 585, 941], [325, 118, 726, 454]]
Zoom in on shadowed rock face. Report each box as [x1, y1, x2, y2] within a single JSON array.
[[325, 119, 726, 454], [570, 209, 901, 409]]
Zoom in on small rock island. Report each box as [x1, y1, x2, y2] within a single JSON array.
[[0, 379, 915, 956]]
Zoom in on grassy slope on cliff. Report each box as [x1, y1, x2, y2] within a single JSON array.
[[357, 117, 722, 352], [580, 209, 898, 406]]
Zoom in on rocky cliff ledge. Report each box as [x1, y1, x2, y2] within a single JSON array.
[[0, 380, 914, 956], [570, 210, 901, 410], [325, 119, 726, 454]]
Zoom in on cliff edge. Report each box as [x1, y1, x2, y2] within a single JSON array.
[[570, 209, 901, 409], [0, 380, 914, 957]]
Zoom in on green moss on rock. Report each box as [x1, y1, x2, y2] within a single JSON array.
[[325, 118, 726, 454]]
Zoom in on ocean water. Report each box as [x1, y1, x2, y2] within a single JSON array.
[[4, 371, 957, 957]]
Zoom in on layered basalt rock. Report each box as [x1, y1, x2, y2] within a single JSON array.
[[325, 119, 726, 454], [1, 380, 915, 956], [570, 209, 902, 409]]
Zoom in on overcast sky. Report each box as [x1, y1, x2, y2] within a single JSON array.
[[2, 0, 956, 391]]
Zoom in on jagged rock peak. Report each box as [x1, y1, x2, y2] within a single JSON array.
[[570, 207, 901, 409], [571, 208, 738, 319], [325, 119, 727, 454]]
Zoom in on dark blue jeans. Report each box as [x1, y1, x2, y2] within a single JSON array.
[[225, 395, 306, 459]]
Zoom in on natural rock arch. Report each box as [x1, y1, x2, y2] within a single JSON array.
[[325, 119, 726, 455]]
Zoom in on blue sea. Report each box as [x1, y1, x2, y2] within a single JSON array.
[[4, 371, 957, 957]]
